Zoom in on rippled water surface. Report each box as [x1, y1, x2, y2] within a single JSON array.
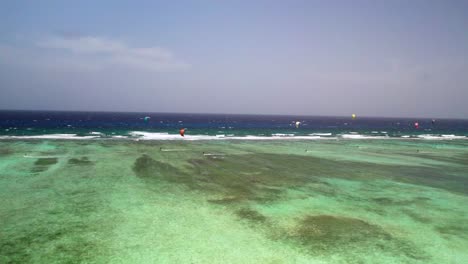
[[1, 139, 467, 263]]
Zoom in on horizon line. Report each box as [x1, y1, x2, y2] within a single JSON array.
[[0, 108, 465, 121]]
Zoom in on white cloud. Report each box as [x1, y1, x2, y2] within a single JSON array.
[[2, 35, 190, 72], [37, 36, 125, 54]]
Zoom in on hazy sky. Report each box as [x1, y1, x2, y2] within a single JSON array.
[[1, 0, 467, 118]]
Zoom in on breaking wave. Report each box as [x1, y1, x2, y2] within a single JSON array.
[[0, 131, 466, 141]]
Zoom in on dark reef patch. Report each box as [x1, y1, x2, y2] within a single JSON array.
[[31, 158, 58, 173], [207, 196, 245, 205], [0, 147, 13, 156], [34, 158, 58, 166], [0, 180, 107, 263], [132, 154, 195, 187], [435, 224, 468, 238], [235, 208, 267, 223], [372, 197, 394, 204], [133, 154, 174, 178], [189, 153, 329, 204], [0, 224, 99, 263], [132, 153, 342, 204], [68, 157, 93, 166], [372, 196, 431, 206], [387, 167, 468, 195], [402, 209, 432, 223], [187, 152, 468, 205], [289, 215, 390, 250], [282, 214, 427, 260]]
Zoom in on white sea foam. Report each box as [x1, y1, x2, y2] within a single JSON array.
[[130, 131, 187, 140], [441, 134, 466, 139], [418, 134, 466, 140], [341, 134, 367, 139], [310, 133, 333, 136], [417, 135, 442, 140], [340, 134, 388, 139], [234, 135, 323, 140], [271, 133, 295, 137], [0, 134, 99, 140], [290, 136, 322, 140], [1, 131, 466, 141], [129, 131, 219, 140]]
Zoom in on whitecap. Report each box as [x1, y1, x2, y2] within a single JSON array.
[[416, 134, 465, 140], [310, 133, 332, 136], [340, 134, 387, 139], [0, 134, 99, 140], [272, 133, 295, 137]]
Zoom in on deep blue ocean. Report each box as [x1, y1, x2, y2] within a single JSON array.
[[1, 110, 467, 140]]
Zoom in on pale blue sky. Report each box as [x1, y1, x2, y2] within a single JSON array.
[[1, 0, 467, 118]]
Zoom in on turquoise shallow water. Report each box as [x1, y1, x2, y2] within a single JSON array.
[[1, 139, 467, 263]]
